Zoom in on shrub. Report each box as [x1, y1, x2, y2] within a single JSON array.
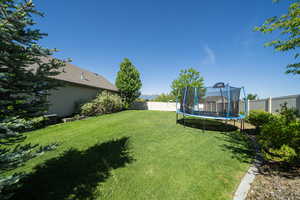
[[247, 110, 274, 130], [277, 102, 299, 124], [80, 102, 96, 117], [29, 116, 49, 130], [265, 145, 297, 162], [259, 115, 300, 162], [80, 91, 123, 116]]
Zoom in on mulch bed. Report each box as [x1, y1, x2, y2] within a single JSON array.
[[235, 124, 300, 200], [244, 141, 300, 200], [229, 122, 300, 200], [246, 162, 300, 200]]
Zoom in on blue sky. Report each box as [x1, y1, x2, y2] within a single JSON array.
[[34, 0, 299, 98]]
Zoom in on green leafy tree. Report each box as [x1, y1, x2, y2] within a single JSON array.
[[247, 93, 258, 100], [115, 58, 142, 108], [171, 68, 205, 97], [0, 0, 65, 198], [255, 0, 300, 74], [152, 93, 176, 102]]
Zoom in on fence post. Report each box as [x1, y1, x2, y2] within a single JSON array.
[[268, 97, 272, 113], [247, 99, 250, 115]]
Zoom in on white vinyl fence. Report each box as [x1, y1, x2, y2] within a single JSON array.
[[132, 94, 300, 113], [131, 101, 177, 111]]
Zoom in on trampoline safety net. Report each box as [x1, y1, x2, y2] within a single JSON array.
[[178, 85, 245, 118]]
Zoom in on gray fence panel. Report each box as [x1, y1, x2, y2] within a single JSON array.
[[239, 102, 244, 113], [297, 96, 300, 111], [247, 95, 300, 114], [271, 97, 297, 113], [250, 99, 267, 111]]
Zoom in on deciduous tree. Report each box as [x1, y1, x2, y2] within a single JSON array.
[[247, 93, 258, 100], [153, 93, 176, 102], [171, 68, 205, 97], [255, 0, 300, 74]]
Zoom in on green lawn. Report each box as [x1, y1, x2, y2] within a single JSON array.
[[8, 110, 252, 200]]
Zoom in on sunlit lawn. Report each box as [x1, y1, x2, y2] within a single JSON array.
[[9, 110, 252, 200]]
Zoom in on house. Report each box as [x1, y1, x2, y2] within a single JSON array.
[[46, 60, 118, 117]]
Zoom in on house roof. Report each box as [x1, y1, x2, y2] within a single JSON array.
[[39, 57, 118, 92]]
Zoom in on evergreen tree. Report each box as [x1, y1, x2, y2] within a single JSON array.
[[115, 58, 142, 108], [0, 0, 65, 198]]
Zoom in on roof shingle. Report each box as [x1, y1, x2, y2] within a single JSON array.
[[54, 61, 118, 91], [37, 57, 118, 92]]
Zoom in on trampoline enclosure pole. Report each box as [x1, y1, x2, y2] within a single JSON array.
[[197, 88, 200, 113], [227, 84, 230, 117], [220, 88, 224, 116], [242, 87, 248, 116], [182, 87, 188, 126], [176, 89, 180, 124], [193, 87, 197, 114]]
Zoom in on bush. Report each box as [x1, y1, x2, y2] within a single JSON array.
[[277, 102, 299, 124], [80, 91, 123, 117], [247, 110, 274, 130], [80, 102, 96, 117], [266, 145, 297, 162], [259, 115, 300, 162], [30, 116, 49, 130]]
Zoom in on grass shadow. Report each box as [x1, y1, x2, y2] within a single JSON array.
[[178, 118, 255, 163], [11, 137, 133, 200], [177, 117, 255, 163], [241, 128, 259, 135], [219, 131, 256, 164], [177, 117, 238, 132]]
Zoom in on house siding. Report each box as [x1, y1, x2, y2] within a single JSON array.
[[47, 82, 102, 117]]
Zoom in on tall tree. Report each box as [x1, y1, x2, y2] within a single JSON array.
[[0, 0, 65, 197], [247, 93, 258, 100], [255, 0, 300, 75], [115, 58, 142, 108], [171, 68, 205, 97]]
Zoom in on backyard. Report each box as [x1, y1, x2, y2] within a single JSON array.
[[7, 110, 253, 200]]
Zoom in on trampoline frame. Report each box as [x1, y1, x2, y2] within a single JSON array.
[[175, 84, 248, 131]]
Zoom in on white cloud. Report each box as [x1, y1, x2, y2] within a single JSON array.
[[201, 45, 216, 65]]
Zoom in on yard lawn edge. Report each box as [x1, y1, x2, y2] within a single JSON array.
[[233, 165, 258, 200], [233, 133, 262, 200]]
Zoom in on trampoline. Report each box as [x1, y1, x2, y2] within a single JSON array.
[[176, 82, 248, 130]]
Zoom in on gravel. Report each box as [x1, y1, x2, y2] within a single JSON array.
[[246, 163, 300, 200]]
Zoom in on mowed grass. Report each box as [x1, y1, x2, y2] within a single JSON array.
[[8, 110, 252, 200]]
